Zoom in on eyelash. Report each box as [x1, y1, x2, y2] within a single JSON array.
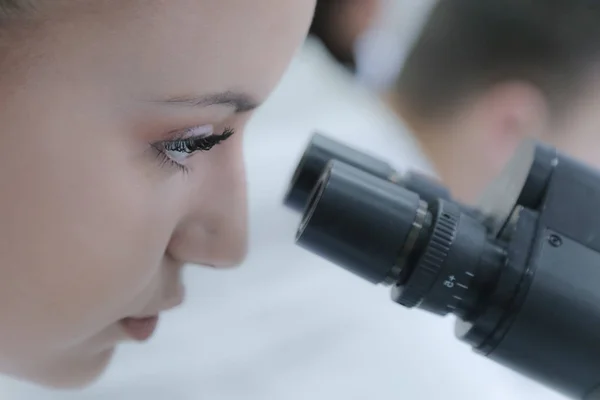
[[151, 127, 235, 173]]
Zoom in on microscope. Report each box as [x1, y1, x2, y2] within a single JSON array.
[[284, 133, 600, 400]]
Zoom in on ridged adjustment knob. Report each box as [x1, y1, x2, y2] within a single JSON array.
[[394, 201, 459, 307]]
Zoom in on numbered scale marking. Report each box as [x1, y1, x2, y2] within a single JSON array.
[[445, 271, 475, 312]]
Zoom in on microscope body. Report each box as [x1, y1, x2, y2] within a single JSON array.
[[458, 143, 600, 399], [284, 134, 600, 399]]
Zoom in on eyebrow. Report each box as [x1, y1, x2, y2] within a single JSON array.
[[155, 91, 261, 113]]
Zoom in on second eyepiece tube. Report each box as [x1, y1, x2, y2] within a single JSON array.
[[297, 160, 431, 285]]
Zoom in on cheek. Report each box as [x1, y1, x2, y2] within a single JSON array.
[[0, 100, 179, 355]]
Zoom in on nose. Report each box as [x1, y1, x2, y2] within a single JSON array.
[[167, 136, 248, 268]]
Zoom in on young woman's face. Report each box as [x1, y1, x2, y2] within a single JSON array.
[[0, 0, 315, 388]]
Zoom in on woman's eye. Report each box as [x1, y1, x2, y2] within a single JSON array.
[[164, 147, 193, 164], [151, 126, 235, 173]]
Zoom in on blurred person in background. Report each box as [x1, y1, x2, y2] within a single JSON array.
[[387, 0, 600, 204], [308, 0, 381, 72], [0, 2, 565, 400]]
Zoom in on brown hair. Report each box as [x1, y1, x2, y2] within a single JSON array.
[[396, 0, 600, 121], [0, 0, 27, 14]]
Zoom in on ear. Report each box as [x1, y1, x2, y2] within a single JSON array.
[[472, 80, 549, 171]]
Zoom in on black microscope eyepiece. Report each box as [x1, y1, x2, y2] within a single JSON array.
[[284, 133, 400, 213], [296, 160, 432, 285], [287, 135, 600, 399]]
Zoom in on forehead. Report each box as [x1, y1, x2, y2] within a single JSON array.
[[27, 0, 314, 100]]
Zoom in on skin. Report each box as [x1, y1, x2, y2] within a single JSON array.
[[389, 72, 600, 205], [546, 73, 600, 167], [0, 0, 315, 389]]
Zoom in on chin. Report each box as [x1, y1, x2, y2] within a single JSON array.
[[13, 347, 116, 390]]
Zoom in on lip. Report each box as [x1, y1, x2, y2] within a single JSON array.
[[120, 315, 159, 342], [119, 285, 186, 342]]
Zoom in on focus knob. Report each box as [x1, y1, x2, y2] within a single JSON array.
[[393, 200, 459, 308]]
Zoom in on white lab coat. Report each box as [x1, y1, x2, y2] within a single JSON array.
[[0, 38, 566, 400], [354, 0, 436, 93]]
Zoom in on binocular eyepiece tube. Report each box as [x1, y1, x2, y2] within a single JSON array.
[[284, 133, 600, 400], [296, 160, 431, 286], [283, 133, 453, 213]]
